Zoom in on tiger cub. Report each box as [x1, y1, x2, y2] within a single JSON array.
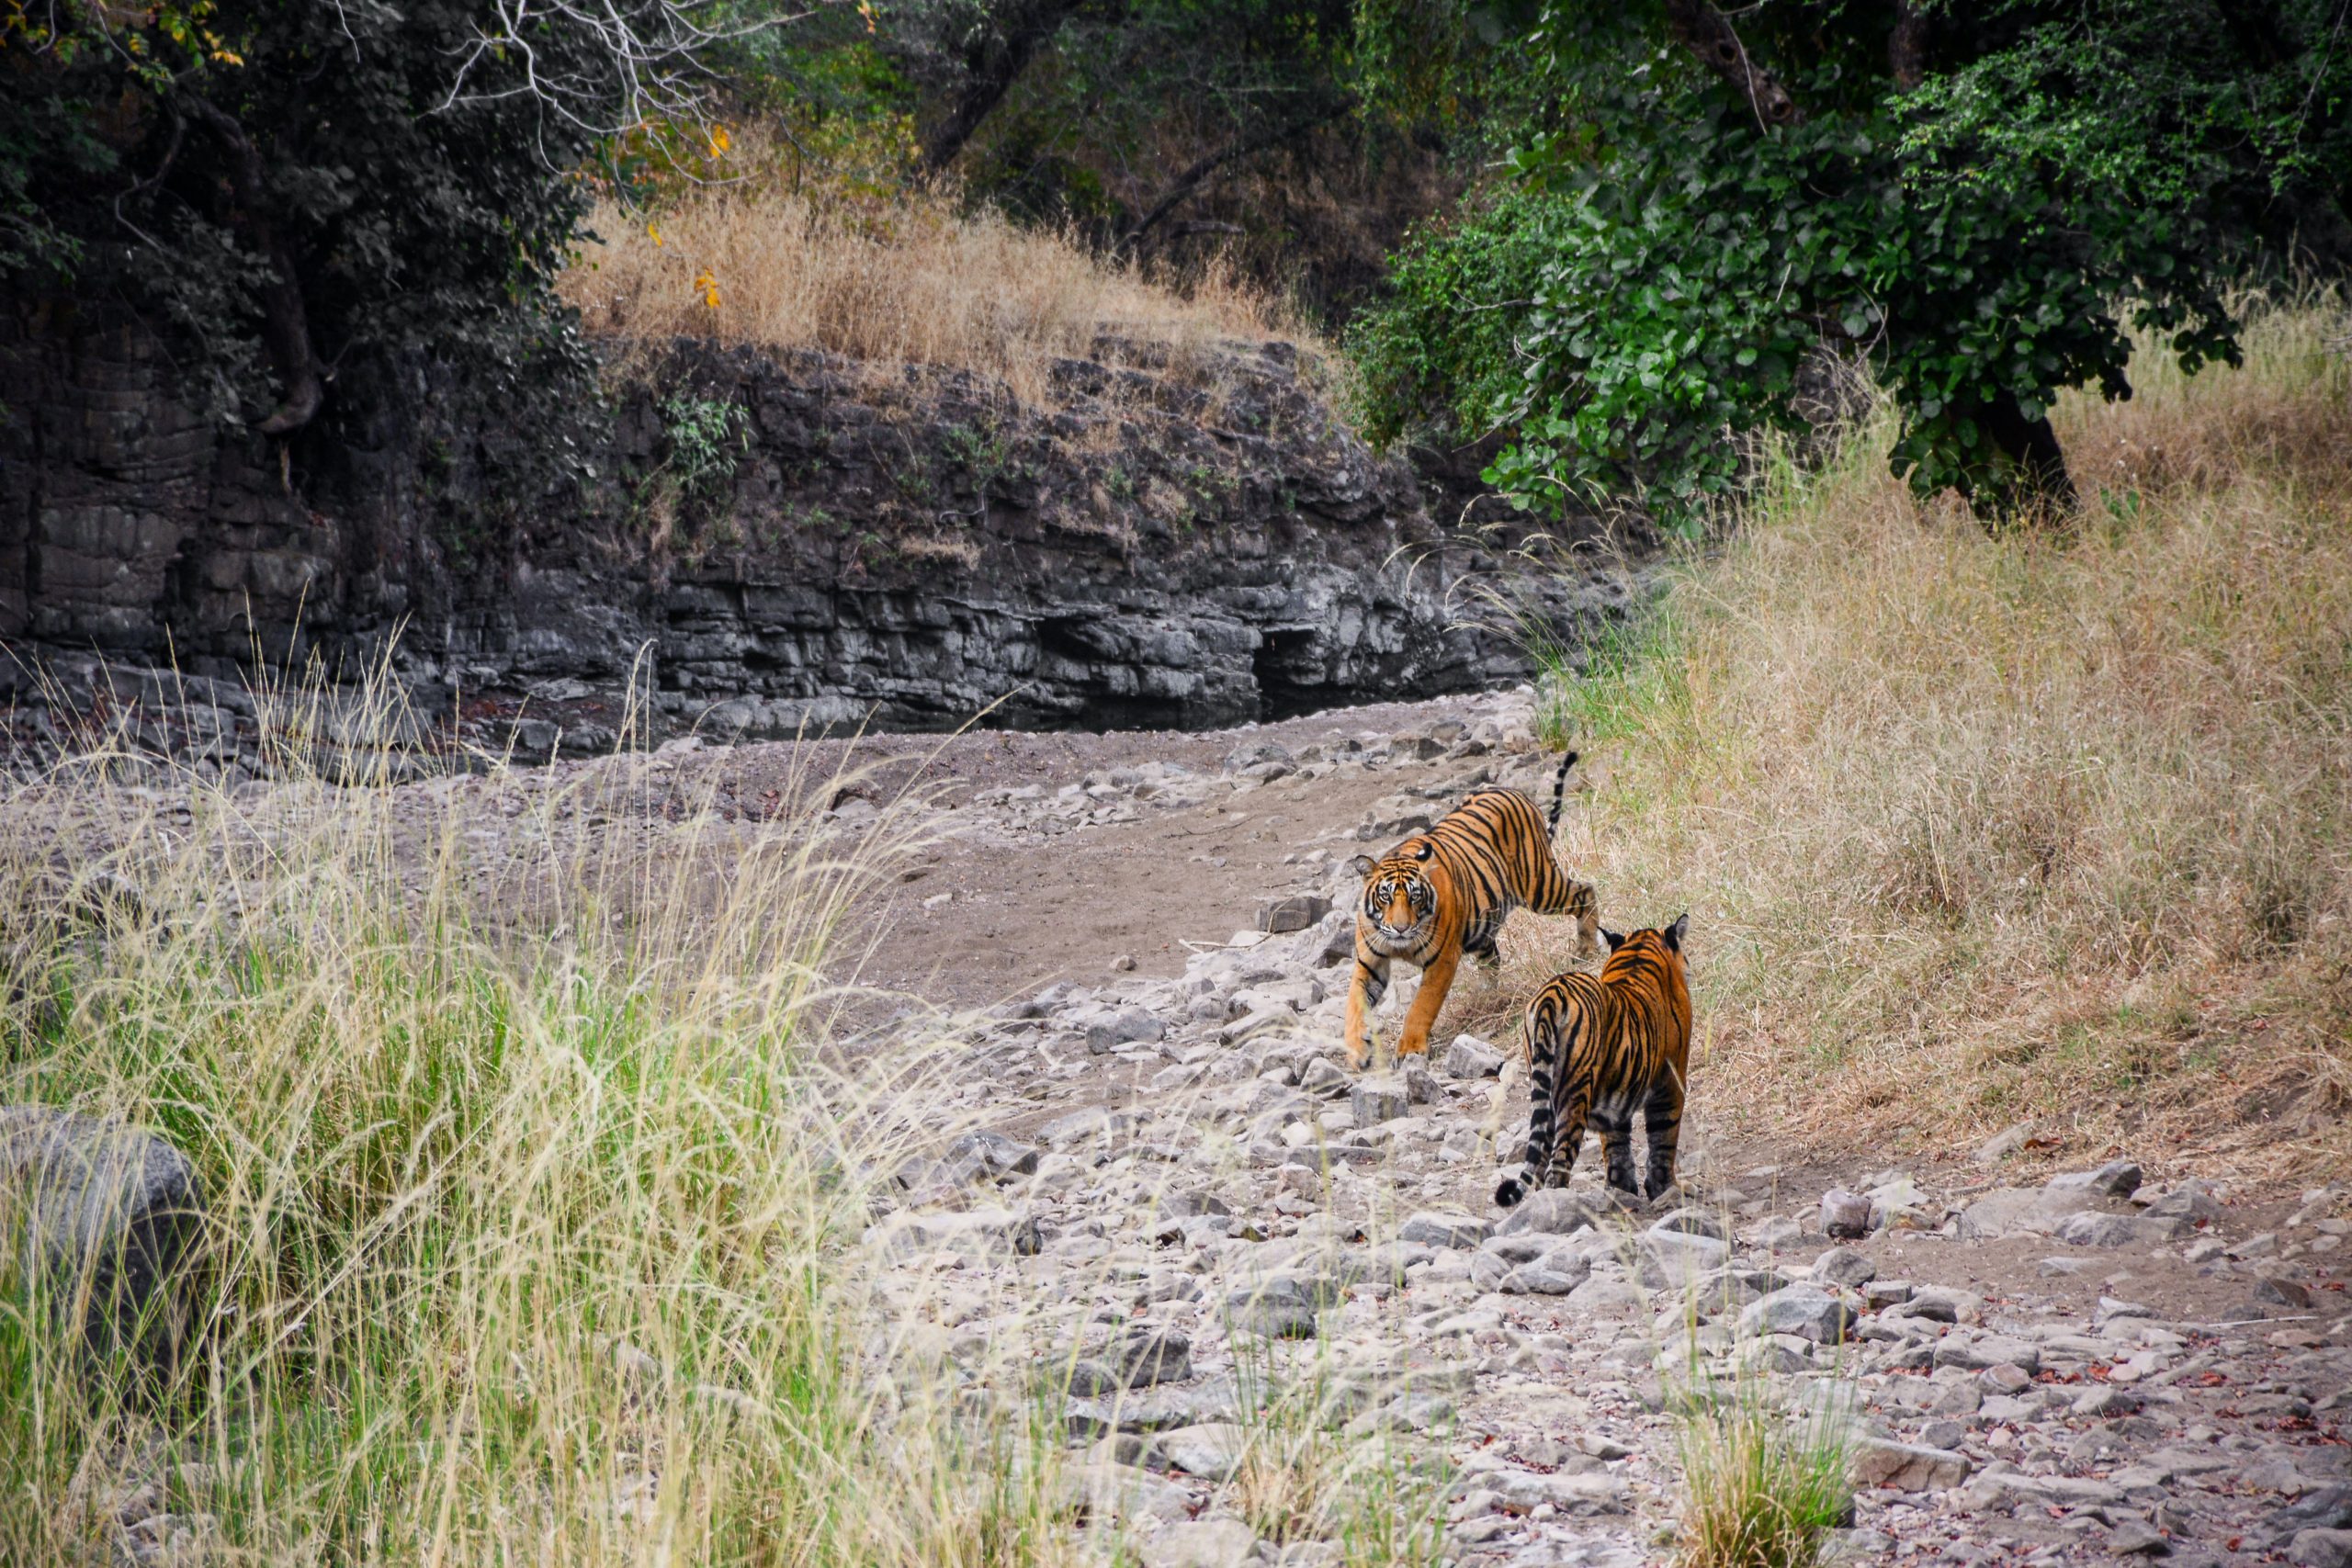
[[1495, 914, 1691, 1207], [1343, 750, 1600, 1070]]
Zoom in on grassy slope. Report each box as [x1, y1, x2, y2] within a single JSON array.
[[1508, 297, 2352, 1182]]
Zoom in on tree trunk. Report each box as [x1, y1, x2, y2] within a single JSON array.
[[1118, 96, 1357, 254], [1660, 0, 1801, 127], [920, 0, 1091, 173], [1888, 1, 1931, 90], [184, 96, 323, 436], [1981, 389, 2076, 518]]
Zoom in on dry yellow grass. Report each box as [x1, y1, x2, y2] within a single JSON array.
[[1501, 294, 2352, 1184], [561, 164, 1309, 405]]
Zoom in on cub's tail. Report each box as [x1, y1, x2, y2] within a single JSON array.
[[1546, 750, 1579, 835]]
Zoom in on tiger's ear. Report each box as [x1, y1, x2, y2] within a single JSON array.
[[1602, 928, 1627, 952], [1411, 842, 1434, 862], [1664, 913, 1689, 952], [1348, 854, 1376, 879]]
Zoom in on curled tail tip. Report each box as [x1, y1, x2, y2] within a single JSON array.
[[1494, 1176, 1526, 1209]]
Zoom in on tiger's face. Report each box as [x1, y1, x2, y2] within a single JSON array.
[[1350, 844, 1438, 946]]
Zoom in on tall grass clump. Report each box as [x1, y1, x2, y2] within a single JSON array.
[[561, 141, 1310, 407], [1519, 291, 2352, 1173], [0, 673, 1081, 1566], [1672, 1379, 1849, 1568]]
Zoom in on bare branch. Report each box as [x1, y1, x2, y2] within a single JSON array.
[[435, 0, 811, 159]]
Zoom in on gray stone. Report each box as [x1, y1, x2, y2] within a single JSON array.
[[2256, 1276, 2316, 1309], [1300, 1059, 1351, 1097], [2292, 1532, 2352, 1568], [2107, 1518, 2170, 1556], [1931, 1332, 2041, 1375], [1140, 1517, 1259, 1568], [1442, 1034, 1508, 1078], [1813, 1247, 1877, 1289], [2143, 1180, 2223, 1224], [1399, 1211, 1492, 1249], [1640, 1229, 1730, 1288], [0, 1106, 205, 1369], [1256, 895, 1331, 934], [1495, 1189, 1599, 1237], [2055, 1212, 2181, 1248], [1820, 1189, 1872, 1238], [1957, 1187, 2052, 1239], [1156, 1423, 1253, 1483], [1063, 1461, 1195, 1526], [943, 1128, 1042, 1179], [1067, 1379, 1244, 1437], [1087, 1009, 1167, 1053], [1223, 1273, 1337, 1337], [868, 1206, 1042, 1259], [2047, 1159, 2143, 1199], [1973, 1121, 2038, 1164], [1851, 1438, 1972, 1492], [1501, 1258, 1591, 1295], [1077, 1327, 1193, 1391], [1648, 1206, 1728, 1240], [1350, 1075, 1409, 1126], [1737, 1286, 1854, 1345]]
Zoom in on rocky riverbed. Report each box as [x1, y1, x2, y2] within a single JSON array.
[[816, 691, 2352, 1567], [16, 688, 2352, 1568]]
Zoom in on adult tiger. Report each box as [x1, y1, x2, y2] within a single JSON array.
[[1342, 750, 1600, 1070], [1495, 914, 1691, 1208]]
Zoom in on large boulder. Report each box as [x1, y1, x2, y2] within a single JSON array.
[[0, 1106, 206, 1371]]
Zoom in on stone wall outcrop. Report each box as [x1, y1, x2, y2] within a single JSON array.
[[2, 299, 1644, 761]]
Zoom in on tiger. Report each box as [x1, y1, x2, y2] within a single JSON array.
[[1342, 750, 1601, 1071], [1495, 913, 1691, 1208]]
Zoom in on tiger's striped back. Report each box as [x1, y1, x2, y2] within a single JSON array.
[[1496, 915, 1692, 1206]]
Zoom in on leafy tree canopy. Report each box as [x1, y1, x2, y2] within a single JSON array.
[[1, 0, 761, 435], [1349, 0, 2352, 529]]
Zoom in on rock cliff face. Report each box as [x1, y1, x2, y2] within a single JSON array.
[[2, 302, 1643, 759]]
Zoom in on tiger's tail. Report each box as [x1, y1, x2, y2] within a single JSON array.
[[1546, 750, 1579, 836], [1495, 1010, 1558, 1208]]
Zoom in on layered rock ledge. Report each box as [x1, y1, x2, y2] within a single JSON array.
[[2, 308, 1645, 759]]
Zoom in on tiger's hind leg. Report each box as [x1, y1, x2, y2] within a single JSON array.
[[1542, 1108, 1589, 1190], [1589, 1101, 1639, 1195], [1641, 1070, 1686, 1200]]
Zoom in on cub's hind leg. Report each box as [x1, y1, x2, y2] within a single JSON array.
[[1589, 1100, 1639, 1195], [1641, 1069, 1686, 1200]]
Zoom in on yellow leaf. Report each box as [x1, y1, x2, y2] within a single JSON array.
[[648, 223, 663, 247]]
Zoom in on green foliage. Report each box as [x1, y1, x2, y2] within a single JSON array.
[[662, 394, 753, 499], [1350, 0, 2351, 527], [0, 0, 667, 437], [1345, 186, 1571, 448]]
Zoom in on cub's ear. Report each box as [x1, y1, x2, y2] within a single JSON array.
[[1411, 842, 1434, 862], [1348, 854, 1377, 879], [1665, 912, 1689, 951], [1602, 928, 1627, 953]]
